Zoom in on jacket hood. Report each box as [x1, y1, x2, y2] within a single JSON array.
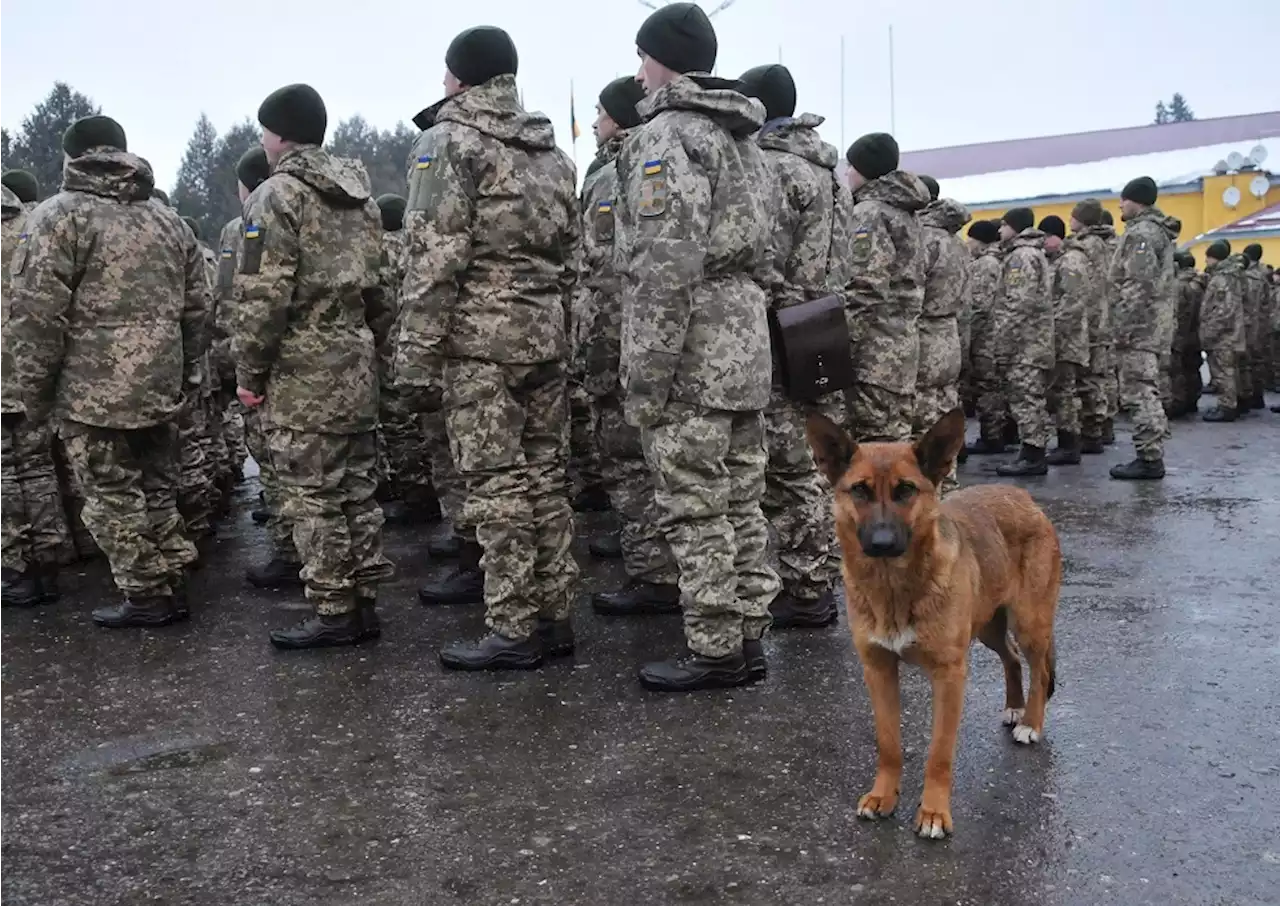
[[854, 169, 931, 213], [416, 75, 557, 150], [1007, 227, 1047, 251], [757, 113, 838, 169], [2, 185, 20, 217], [640, 75, 766, 138], [1126, 206, 1181, 240], [62, 148, 155, 202], [1061, 234, 1090, 255], [275, 146, 372, 208], [1075, 223, 1116, 242], [1209, 255, 1247, 276], [920, 197, 970, 234]]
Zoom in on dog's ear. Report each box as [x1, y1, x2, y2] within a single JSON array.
[[805, 413, 857, 485], [914, 407, 966, 487]]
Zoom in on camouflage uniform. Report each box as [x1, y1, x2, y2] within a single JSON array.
[[397, 75, 579, 640], [1241, 258, 1270, 405], [754, 113, 847, 601], [995, 228, 1054, 449], [1199, 256, 1246, 412], [576, 133, 676, 586], [965, 242, 1005, 443], [1171, 267, 1205, 414], [844, 170, 930, 442], [1073, 223, 1116, 444], [4, 148, 205, 597], [916, 198, 970, 434], [1047, 237, 1091, 436], [231, 146, 394, 615], [1110, 208, 1180, 461], [1271, 275, 1280, 391]]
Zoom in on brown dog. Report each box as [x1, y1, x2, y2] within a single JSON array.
[[805, 408, 1060, 839]]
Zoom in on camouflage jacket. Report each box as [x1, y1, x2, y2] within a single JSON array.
[[1173, 269, 1205, 355], [1071, 224, 1114, 348], [1109, 207, 1179, 354], [211, 215, 244, 390], [575, 133, 627, 398], [615, 74, 772, 423], [397, 74, 579, 388], [964, 244, 1002, 363], [994, 228, 1053, 370], [1241, 259, 1269, 348], [2, 188, 30, 413], [845, 169, 931, 394], [4, 148, 209, 427], [231, 146, 391, 434], [1051, 238, 1092, 367], [378, 228, 407, 386], [917, 197, 970, 387], [1199, 256, 1246, 352]]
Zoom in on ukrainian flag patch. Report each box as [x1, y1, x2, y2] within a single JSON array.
[[221, 248, 234, 259], [244, 223, 261, 239], [854, 228, 870, 238], [597, 200, 613, 212], [17, 232, 29, 244], [643, 159, 662, 176], [416, 155, 433, 170]]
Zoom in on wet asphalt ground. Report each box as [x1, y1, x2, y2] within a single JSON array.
[[2, 408, 1279, 906]]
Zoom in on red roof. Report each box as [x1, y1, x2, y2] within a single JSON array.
[[901, 112, 1280, 180], [1200, 201, 1280, 239]]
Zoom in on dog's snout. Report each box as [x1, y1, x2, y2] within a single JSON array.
[[860, 521, 908, 558]]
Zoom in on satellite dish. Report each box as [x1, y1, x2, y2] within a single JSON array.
[[1250, 174, 1270, 199], [1226, 151, 1245, 170], [1214, 159, 1230, 174], [1222, 185, 1242, 208], [1251, 144, 1268, 165]]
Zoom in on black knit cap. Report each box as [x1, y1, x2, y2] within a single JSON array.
[[968, 220, 1001, 244], [182, 216, 201, 241], [1243, 243, 1263, 262], [738, 64, 796, 121], [258, 84, 327, 145], [236, 147, 271, 192], [846, 132, 899, 181], [63, 115, 127, 159], [1121, 176, 1158, 206], [152, 188, 170, 206], [636, 2, 717, 75], [1003, 207, 1035, 234], [1071, 198, 1103, 226], [377, 193, 406, 231], [1205, 239, 1231, 261], [1038, 215, 1066, 240], [918, 175, 940, 201], [1100, 209, 1114, 225], [599, 76, 646, 130], [1, 169, 38, 204], [1176, 251, 1195, 269], [446, 26, 518, 87]]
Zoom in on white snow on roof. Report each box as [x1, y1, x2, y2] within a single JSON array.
[[940, 138, 1278, 208]]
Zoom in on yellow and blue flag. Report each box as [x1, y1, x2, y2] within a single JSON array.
[[571, 81, 581, 141]]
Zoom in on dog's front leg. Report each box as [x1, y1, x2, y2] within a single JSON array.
[[855, 645, 901, 820], [917, 659, 968, 839]]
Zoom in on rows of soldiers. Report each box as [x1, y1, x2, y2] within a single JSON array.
[[3, 4, 1277, 693]]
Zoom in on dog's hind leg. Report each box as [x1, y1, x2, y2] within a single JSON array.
[[1008, 529, 1062, 745], [977, 607, 1025, 727]]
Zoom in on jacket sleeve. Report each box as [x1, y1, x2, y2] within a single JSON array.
[[395, 129, 476, 386], [778, 163, 828, 309], [232, 181, 299, 396], [1113, 228, 1160, 315], [562, 190, 583, 365], [844, 205, 894, 313], [180, 224, 211, 385]]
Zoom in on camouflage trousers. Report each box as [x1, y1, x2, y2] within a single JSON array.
[[202, 389, 230, 484], [971, 355, 1006, 441], [568, 380, 604, 496], [423, 409, 469, 532], [844, 381, 914, 443], [244, 406, 297, 562], [52, 437, 98, 561], [1205, 347, 1238, 411], [59, 420, 196, 597], [595, 394, 676, 584], [2, 417, 70, 571], [222, 400, 247, 475], [1156, 352, 1173, 408], [1048, 361, 1082, 436], [1078, 346, 1113, 442], [444, 359, 579, 640], [380, 388, 434, 504], [1004, 363, 1052, 449], [764, 392, 842, 602], [1117, 348, 1170, 461], [643, 403, 781, 658], [268, 428, 392, 613], [1237, 350, 1257, 403], [1271, 326, 1280, 392], [177, 398, 212, 537]]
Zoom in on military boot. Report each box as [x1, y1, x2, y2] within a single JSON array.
[[250, 506, 271, 524], [571, 486, 611, 513], [1045, 431, 1082, 466], [591, 579, 681, 616], [963, 433, 1007, 456], [743, 638, 767, 683], [1001, 419, 1021, 449], [588, 532, 623, 560], [246, 557, 304, 591], [1110, 458, 1165, 481], [439, 632, 544, 671], [418, 540, 484, 606], [1248, 393, 1267, 411], [996, 444, 1049, 477], [269, 611, 367, 650], [1202, 406, 1238, 422], [1, 566, 42, 608], [1102, 417, 1116, 445], [769, 590, 839, 629], [382, 491, 443, 527], [639, 648, 750, 693], [1080, 423, 1106, 455], [93, 595, 184, 628], [357, 596, 381, 641], [536, 618, 576, 659]]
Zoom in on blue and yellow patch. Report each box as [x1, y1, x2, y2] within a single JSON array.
[[220, 248, 234, 259], [244, 223, 261, 240], [17, 232, 29, 244], [597, 200, 613, 213], [416, 155, 433, 170], [854, 228, 870, 238], [642, 159, 662, 176]]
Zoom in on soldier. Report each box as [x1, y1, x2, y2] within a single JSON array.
[[1109, 177, 1180, 480], [993, 207, 1053, 477], [1199, 240, 1246, 422], [396, 27, 580, 670], [580, 76, 683, 617], [4, 115, 205, 627], [614, 2, 779, 691], [738, 62, 846, 628], [1039, 215, 1089, 466], [1170, 252, 1205, 418], [1098, 208, 1120, 445], [1240, 244, 1269, 412], [843, 132, 930, 442], [961, 219, 1007, 454], [232, 84, 394, 648], [1070, 199, 1116, 454], [1272, 268, 1280, 405]]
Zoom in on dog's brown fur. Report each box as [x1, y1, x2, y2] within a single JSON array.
[[806, 408, 1060, 839]]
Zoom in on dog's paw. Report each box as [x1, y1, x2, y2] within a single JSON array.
[[1011, 723, 1041, 745], [914, 805, 953, 840], [856, 791, 898, 820], [1001, 707, 1025, 727]]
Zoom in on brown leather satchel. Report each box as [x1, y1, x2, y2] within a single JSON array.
[[770, 294, 854, 401]]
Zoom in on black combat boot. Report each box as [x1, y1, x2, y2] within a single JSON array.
[[1001, 419, 1021, 449], [1102, 418, 1116, 445], [1202, 406, 1238, 422], [1, 566, 42, 608], [537, 618, 576, 659], [996, 444, 1048, 477], [1110, 458, 1165, 481], [439, 632, 544, 671], [269, 611, 367, 650], [418, 540, 484, 606], [251, 506, 271, 524], [1080, 423, 1106, 454], [591, 579, 681, 616], [427, 532, 465, 559], [769, 590, 839, 629], [382, 491, 443, 527], [1045, 431, 1082, 466], [571, 486, 611, 513], [37, 563, 60, 604], [963, 433, 1007, 456], [93, 594, 184, 628], [639, 648, 750, 693], [246, 557, 304, 591], [1249, 393, 1267, 411], [588, 532, 623, 560], [356, 596, 381, 641], [743, 638, 767, 683]]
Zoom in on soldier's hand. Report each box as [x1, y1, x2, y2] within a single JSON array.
[[237, 387, 265, 408]]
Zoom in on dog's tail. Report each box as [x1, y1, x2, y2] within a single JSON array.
[[1046, 640, 1057, 700]]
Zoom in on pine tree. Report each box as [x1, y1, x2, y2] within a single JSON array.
[[1154, 101, 1170, 125], [1169, 93, 1194, 123], [1, 83, 101, 198], [209, 120, 262, 236]]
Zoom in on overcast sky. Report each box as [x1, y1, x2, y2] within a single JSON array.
[[4, 0, 1279, 193]]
